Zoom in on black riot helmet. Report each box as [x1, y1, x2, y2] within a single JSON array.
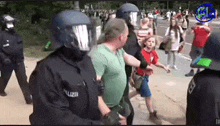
[[51, 10, 96, 52], [116, 3, 141, 29], [1, 14, 17, 33]]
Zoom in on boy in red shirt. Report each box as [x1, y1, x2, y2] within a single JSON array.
[[129, 35, 170, 124], [185, 22, 212, 77]]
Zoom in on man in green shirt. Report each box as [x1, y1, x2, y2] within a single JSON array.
[[89, 18, 153, 125]]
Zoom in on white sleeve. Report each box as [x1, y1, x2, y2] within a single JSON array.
[[179, 26, 184, 34], [165, 27, 170, 36]]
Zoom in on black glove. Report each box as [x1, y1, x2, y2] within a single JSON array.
[[102, 111, 121, 125], [91, 120, 103, 125], [3, 58, 11, 64], [97, 80, 105, 96]]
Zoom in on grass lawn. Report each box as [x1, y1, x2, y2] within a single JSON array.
[[24, 46, 53, 58]]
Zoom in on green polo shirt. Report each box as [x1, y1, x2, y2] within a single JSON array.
[[89, 44, 127, 108]]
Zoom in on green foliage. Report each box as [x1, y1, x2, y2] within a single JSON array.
[[110, 1, 124, 10], [172, 1, 187, 12], [143, 1, 167, 11], [91, 17, 102, 26], [1, 1, 75, 47], [0, 0, 219, 49], [15, 13, 50, 47]]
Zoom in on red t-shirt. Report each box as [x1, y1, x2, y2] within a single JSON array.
[[136, 49, 159, 75], [193, 26, 212, 47], [174, 13, 182, 19]]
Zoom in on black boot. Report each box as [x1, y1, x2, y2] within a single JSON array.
[[25, 95, 33, 104], [185, 69, 194, 77], [0, 91, 7, 96], [149, 110, 162, 125]]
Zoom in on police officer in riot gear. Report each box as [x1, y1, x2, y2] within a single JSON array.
[[116, 3, 142, 30], [0, 14, 32, 104], [186, 31, 220, 125], [116, 3, 149, 125], [29, 10, 121, 125]]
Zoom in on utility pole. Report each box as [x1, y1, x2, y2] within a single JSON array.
[[74, 1, 80, 11], [188, 1, 190, 10]]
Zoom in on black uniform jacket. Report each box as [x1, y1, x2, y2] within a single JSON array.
[[186, 69, 220, 125], [29, 49, 101, 125], [0, 31, 24, 64], [123, 30, 147, 77]]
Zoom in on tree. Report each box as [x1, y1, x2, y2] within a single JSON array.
[[110, 1, 124, 10], [173, 1, 187, 12]]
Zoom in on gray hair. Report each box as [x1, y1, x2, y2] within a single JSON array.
[[97, 18, 128, 44]]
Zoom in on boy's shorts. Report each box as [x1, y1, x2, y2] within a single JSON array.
[[140, 76, 152, 97]]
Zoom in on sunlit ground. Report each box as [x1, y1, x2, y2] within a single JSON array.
[[24, 46, 53, 58]]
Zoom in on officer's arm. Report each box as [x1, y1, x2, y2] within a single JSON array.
[[134, 45, 146, 62], [0, 49, 8, 61], [96, 75, 111, 116], [123, 32, 137, 56], [29, 65, 101, 125], [96, 75, 110, 116], [0, 35, 9, 61]]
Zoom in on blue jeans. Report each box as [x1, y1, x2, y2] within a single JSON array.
[[140, 76, 152, 97]]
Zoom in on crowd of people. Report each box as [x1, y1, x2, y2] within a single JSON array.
[[0, 2, 220, 126]]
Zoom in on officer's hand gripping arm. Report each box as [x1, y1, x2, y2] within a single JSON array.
[[96, 75, 121, 125], [102, 110, 121, 125], [98, 96, 121, 125], [0, 51, 9, 63]]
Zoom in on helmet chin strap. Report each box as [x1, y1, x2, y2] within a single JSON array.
[[63, 42, 87, 61], [5, 28, 15, 34], [5, 23, 15, 34]]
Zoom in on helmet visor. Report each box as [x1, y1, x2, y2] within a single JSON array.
[[70, 24, 95, 51], [6, 22, 14, 29], [129, 12, 141, 29], [4, 15, 14, 22]]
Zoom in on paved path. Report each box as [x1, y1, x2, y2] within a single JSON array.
[[0, 55, 185, 125]]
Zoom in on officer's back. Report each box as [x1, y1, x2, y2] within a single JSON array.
[[186, 31, 220, 125]]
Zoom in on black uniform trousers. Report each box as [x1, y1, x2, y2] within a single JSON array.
[[122, 31, 145, 125], [124, 66, 134, 125], [0, 61, 31, 100]]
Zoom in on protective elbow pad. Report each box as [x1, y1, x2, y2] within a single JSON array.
[[139, 61, 148, 69]]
